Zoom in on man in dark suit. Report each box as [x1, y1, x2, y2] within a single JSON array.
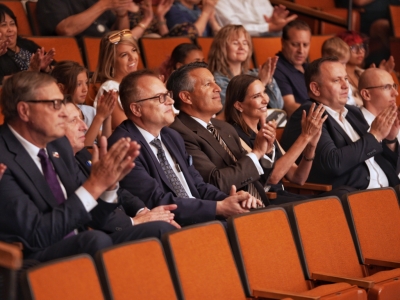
[[64, 101, 180, 232], [167, 62, 274, 205], [280, 56, 400, 190], [0, 71, 176, 262], [108, 69, 260, 226]]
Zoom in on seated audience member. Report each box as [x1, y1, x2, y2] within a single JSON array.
[[224, 74, 327, 202], [281, 57, 400, 190], [336, 30, 395, 108], [214, 1, 297, 37], [37, 0, 153, 38], [168, 62, 273, 205], [108, 69, 260, 226], [359, 68, 400, 144], [274, 20, 311, 117], [51, 61, 116, 146], [93, 30, 141, 129], [64, 101, 180, 231], [321, 36, 361, 107], [0, 71, 176, 262], [165, 0, 220, 38], [159, 43, 204, 80], [208, 25, 283, 109], [0, 4, 55, 83]]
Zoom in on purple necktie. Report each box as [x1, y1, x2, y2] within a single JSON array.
[[37, 149, 65, 205]]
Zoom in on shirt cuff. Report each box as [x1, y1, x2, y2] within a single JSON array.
[[246, 152, 264, 175], [99, 184, 119, 204], [261, 145, 276, 169], [75, 186, 98, 212]]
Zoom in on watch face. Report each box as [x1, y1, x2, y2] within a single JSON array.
[[97, 24, 106, 33]]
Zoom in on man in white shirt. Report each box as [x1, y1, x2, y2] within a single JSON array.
[[281, 57, 400, 189], [0, 71, 176, 262], [108, 69, 260, 227], [214, 0, 297, 36]]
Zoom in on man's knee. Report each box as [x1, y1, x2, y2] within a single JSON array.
[[78, 230, 113, 256]]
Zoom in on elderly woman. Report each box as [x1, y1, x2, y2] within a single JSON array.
[[225, 74, 327, 202]]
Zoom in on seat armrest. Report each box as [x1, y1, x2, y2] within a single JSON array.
[[266, 192, 277, 199], [253, 288, 319, 300], [282, 178, 332, 192], [364, 258, 400, 269], [311, 272, 374, 289]]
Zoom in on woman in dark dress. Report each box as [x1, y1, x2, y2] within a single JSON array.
[[0, 4, 55, 83], [225, 74, 327, 201]]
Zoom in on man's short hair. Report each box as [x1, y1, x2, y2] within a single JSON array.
[[305, 56, 339, 92], [282, 20, 311, 40], [1, 71, 57, 123], [166, 61, 208, 110], [119, 69, 159, 117]]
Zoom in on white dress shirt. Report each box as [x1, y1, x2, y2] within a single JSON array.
[[324, 106, 389, 188], [135, 124, 195, 198]]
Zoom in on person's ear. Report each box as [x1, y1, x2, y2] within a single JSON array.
[[175, 62, 184, 69], [233, 101, 243, 113], [309, 82, 320, 97], [17, 101, 30, 122], [130, 102, 141, 117], [360, 88, 370, 101], [179, 91, 192, 105], [57, 83, 65, 94]]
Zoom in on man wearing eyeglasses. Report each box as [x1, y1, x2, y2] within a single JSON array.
[[108, 69, 260, 227], [0, 71, 176, 262], [359, 68, 400, 156], [281, 57, 400, 190]]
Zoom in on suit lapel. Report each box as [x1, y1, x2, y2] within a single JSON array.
[[178, 113, 233, 165], [2, 126, 59, 208]]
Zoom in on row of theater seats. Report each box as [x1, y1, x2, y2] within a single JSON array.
[[2, 187, 400, 299]]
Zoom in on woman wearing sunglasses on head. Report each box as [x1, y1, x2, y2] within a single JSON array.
[[92, 29, 141, 129]]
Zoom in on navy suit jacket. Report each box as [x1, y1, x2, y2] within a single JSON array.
[[108, 120, 228, 226], [280, 101, 400, 189], [0, 125, 118, 255]]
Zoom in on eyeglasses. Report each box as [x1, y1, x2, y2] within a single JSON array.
[[108, 29, 132, 44], [349, 43, 366, 53], [364, 83, 398, 91], [135, 91, 173, 104], [23, 98, 67, 110]]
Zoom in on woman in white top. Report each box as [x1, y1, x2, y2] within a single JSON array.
[[92, 29, 141, 129]]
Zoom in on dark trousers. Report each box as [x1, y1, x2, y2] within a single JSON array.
[[27, 221, 176, 262]]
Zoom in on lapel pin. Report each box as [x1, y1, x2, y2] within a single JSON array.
[[52, 152, 60, 158], [86, 160, 92, 166]]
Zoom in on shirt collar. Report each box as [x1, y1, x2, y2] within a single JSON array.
[[134, 123, 161, 144], [323, 104, 348, 121], [361, 107, 375, 126], [8, 124, 44, 157], [190, 116, 209, 129]]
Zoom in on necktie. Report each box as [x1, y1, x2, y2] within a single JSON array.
[[150, 138, 189, 198], [37, 149, 65, 205], [207, 124, 263, 205]]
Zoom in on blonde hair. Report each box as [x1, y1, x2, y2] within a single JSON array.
[[92, 30, 140, 84], [321, 37, 350, 60], [208, 25, 253, 79]]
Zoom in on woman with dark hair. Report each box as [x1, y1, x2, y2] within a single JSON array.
[[51, 60, 116, 146], [0, 3, 55, 83], [159, 43, 204, 80], [225, 74, 327, 199]]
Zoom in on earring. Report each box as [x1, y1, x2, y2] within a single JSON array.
[[238, 109, 243, 113]]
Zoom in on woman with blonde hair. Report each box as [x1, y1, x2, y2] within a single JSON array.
[[208, 24, 283, 112], [93, 29, 141, 129]]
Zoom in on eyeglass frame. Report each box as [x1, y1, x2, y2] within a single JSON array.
[[23, 97, 68, 110], [134, 91, 173, 104], [349, 43, 366, 53], [108, 29, 133, 44], [364, 83, 398, 91]]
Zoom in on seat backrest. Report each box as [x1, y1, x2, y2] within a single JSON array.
[[0, 1, 32, 36], [96, 238, 177, 300], [163, 221, 246, 300], [390, 5, 400, 38], [139, 37, 192, 69], [293, 0, 336, 9], [25, 1, 40, 36], [28, 37, 84, 65], [289, 197, 364, 279], [82, 37, 144, 72], [309, 35, 334, 62], [228, 208, 309, 296], [319, 9, 360, 35], [343, 188, 400, 263], [196, 37, 213, 63], [0, 242, 22, 300], [24, 254, 104, 300], [252, 37, 281, 67]]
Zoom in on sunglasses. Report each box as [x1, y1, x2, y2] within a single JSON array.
[[108, 29, 132, 44]]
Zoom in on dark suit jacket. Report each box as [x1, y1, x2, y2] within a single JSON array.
[[280, 101, 400, 189], [0, 125, 118, 255], [170, 112, 269, 204], [75, 148, 145, 233], [108, 120, 228, 226]]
